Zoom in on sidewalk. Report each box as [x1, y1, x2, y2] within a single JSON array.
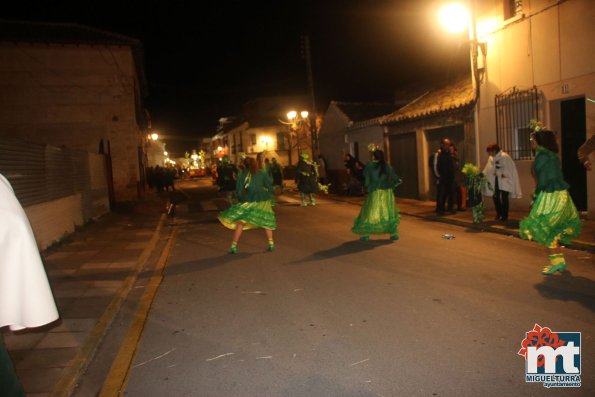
[[2, 191, 169, 397]]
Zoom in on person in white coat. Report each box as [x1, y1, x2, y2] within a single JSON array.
[[482, 143, 522, 221], [1, 173, 59, 396]]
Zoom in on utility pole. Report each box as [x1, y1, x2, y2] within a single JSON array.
[[302, 35, 317, 157]]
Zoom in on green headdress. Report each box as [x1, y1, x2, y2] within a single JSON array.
[[367, 143, 379, 152], [529, 119, 545, 133]]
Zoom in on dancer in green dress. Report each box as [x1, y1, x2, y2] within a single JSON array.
[[352, 147, 401, 241], [519, 128, 582, 274], [218, 156, 277, 253]]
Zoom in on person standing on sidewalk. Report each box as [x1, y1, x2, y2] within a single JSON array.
[[1, 173, 59, 397], [433, 138, 456, 215], [352, 146, 401, 241], [218, 156, 277, 253], [482, 143, 522, 221], [519, 128, 582, 275]]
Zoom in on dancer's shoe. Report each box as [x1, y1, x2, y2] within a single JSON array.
[[542, 262, 566, 275]]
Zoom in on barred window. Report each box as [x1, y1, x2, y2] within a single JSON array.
[[504, 0, 523, 20], [495, 87, 539, 160]]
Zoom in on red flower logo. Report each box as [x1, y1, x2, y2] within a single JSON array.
[[518, 324, 566, 367]]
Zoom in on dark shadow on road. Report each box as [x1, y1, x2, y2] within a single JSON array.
[[163, 253, 252, 276], [289, 240, 393, 265], [534, 270, 595, 313]]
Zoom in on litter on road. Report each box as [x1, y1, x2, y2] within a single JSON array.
[[441, 234, 456, 240], [205, 353, 234, 362], [349, 358, 370, 367]]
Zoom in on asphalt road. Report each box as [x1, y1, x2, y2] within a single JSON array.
[[123, 179, 594, 397]]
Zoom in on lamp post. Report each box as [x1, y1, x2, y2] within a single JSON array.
[[286, 110, 309, 165], [438, 1, 482, 166]]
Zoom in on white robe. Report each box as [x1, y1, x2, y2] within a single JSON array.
[[0, 174, 59, 331], [482, 151, 522, 198]]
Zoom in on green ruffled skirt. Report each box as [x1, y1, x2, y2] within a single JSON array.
[[352, 188, 400, 236], [218, 200, 277, 230], [519, 190, 582, 246]]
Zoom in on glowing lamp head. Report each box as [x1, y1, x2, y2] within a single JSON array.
[[287, 111, 297, 120], [150, 133, 159, 141], [438, 3, 469, 34]]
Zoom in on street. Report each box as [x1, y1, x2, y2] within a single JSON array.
[[90, 179, 594, 396]]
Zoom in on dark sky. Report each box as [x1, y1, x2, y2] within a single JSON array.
[[6, 0, 469, 156]]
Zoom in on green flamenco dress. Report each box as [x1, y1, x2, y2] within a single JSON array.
[[519, 147, 582, 247], [352, 162, 401, 239], [218, 169, 277, 231]]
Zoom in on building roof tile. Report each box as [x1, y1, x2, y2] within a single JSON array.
[[381, 75, 474, 124]]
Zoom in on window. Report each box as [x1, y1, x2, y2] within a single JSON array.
[[250, 133, 256, 145], [276, 132, 286, 150], [495, 86, 539, 160], [504, 0, 523, 20]]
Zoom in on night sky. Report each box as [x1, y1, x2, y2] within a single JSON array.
[[5, 0, 469, 157]]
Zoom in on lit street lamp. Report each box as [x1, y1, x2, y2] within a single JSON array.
[[285, 110, 310, 166], [437, 1, 483, 165]]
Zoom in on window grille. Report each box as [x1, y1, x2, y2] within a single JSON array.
[[504, 0, 523, 20], [495, 86, 539, 160]]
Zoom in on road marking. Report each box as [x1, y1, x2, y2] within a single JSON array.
[[99, 228, 175, 397]]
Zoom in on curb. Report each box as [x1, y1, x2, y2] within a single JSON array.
[[49, 213, 167, 397], [320, 193, 594, 253]]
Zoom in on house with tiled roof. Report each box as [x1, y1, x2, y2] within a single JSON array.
[[318, 101, 397, 192], [380, 75, 475, 199], [0, 19, 149, 248]]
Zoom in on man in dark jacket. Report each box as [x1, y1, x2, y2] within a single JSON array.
[[433, 138, 456, 215]]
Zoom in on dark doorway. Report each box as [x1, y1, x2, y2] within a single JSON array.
[[389, 132, 418, 199], [560, 97, 587, 211]]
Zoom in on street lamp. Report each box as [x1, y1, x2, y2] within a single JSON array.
[[286, 110, 310, 163], [437, 1, 482, 166], [150, 132, 159, 141]]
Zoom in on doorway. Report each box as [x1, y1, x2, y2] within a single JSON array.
[[389, 132, 418, 199], [560, 97, 587, 211]]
